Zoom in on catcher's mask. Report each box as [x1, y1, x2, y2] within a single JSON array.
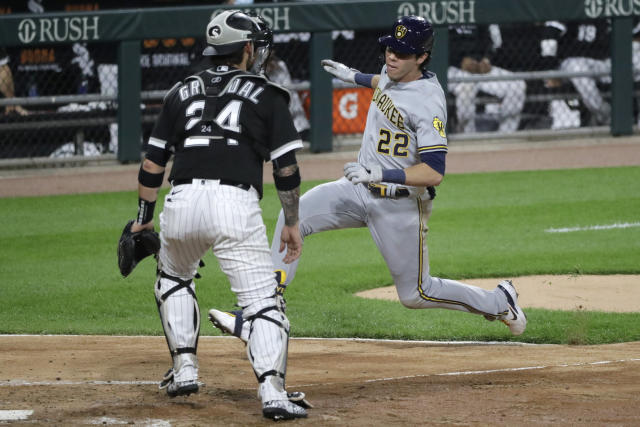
[[203, 10, 273, 72], [248, 13, 273, 74]]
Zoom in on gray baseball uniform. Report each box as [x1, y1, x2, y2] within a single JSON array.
[[271, 65, 509, 319]]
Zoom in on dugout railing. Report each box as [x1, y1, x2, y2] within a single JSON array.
[[0, 0, 637, 165]]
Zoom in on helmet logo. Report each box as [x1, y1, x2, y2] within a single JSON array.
[[208, 25, 222, 39], [395, 25, 408, 39]]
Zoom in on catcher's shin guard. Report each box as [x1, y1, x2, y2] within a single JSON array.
[[155, 271, 200, 384], [244, 298, 290, 403]]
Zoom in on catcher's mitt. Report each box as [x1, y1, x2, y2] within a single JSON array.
[[117, 220, 160, 277]]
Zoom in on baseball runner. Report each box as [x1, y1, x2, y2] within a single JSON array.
[[210, 16, 527, 343], [125, 10, 307, 421]]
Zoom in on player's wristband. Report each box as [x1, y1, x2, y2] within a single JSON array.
[[382, 168, 406, 184], [354, 73, 375, 88], [137, 198, 156, 225]]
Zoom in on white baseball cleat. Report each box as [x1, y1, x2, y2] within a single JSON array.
[[208, 309, 249, 343], [497, 280, 527, 335], [159, 368, 199, 398]]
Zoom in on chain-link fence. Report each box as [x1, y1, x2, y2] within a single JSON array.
[[0, 6, 638, 162]]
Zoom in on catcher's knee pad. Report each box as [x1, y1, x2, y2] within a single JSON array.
[[155, 271, 201, 357], [244, 298, 290, 401]]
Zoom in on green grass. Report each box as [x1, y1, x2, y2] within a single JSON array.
[[1, 166, 639, 343]]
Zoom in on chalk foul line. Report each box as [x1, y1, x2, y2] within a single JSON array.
[[288, 358, 640, 389], [0, 380, 158, 387], [545, 221, 640, 233], [6, 359, 638, 388], [0, 410, 34, 421]]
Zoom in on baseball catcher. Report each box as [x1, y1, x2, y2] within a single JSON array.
[[121, 10, 308, 421], [117, 219, 160, 277]]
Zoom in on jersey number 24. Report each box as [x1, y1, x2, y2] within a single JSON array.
[[184, 99, 242, 146]]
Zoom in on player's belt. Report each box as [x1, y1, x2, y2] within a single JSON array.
[[367, 183, 436, 200], [172, 178, 251, 191]]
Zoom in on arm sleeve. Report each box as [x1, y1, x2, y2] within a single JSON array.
[[272, 149, 297, 170], [415, 87, 448, 159], [145, 87, 180, 166], [267, 87, 304, 161], [419, 151, 446, 175]]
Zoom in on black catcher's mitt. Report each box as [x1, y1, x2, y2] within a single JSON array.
[[117, 220, 160, 277]]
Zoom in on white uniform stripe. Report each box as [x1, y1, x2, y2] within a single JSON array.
[[148, 137, 167, 149], [545, 20, 567, 35], [270, 139, 304, 161]]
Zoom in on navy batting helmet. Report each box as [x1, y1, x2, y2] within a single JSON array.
[[378, 15, 434, 55]]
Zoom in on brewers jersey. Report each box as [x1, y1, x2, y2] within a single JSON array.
[[146, 66, 302, 197], [358, 65, 448, 178]]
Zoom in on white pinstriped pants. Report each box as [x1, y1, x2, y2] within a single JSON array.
[[158, 179, 277, 308]]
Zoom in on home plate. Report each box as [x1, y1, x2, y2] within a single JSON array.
[[0, 410, 33, 421]]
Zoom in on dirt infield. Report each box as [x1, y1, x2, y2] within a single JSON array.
[[1, 336, 639, 425], [1, 136, 639, 424]]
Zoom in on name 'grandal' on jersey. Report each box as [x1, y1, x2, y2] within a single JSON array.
[[372, 87, 405, 129], [178, 73, 265, 105]]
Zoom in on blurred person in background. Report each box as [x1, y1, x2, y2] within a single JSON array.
[[541, 19, 611, 127], [447, 24, 526, 133], [0, 48, 28, 115]]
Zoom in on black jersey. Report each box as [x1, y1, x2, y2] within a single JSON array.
[[541, 19, 610, 68], [145, 66, 302, 198]]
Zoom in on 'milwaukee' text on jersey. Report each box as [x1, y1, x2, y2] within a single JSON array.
[[144, 66, 302, 198], [371, 87, 405, 130]]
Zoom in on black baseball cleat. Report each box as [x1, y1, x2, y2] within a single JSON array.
[[166, 380, 199, 397], [263, 400, 308, 421]]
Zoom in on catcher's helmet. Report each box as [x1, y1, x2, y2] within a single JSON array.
[[378, 15, 434, 55], [203, 10, 272, 56]]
